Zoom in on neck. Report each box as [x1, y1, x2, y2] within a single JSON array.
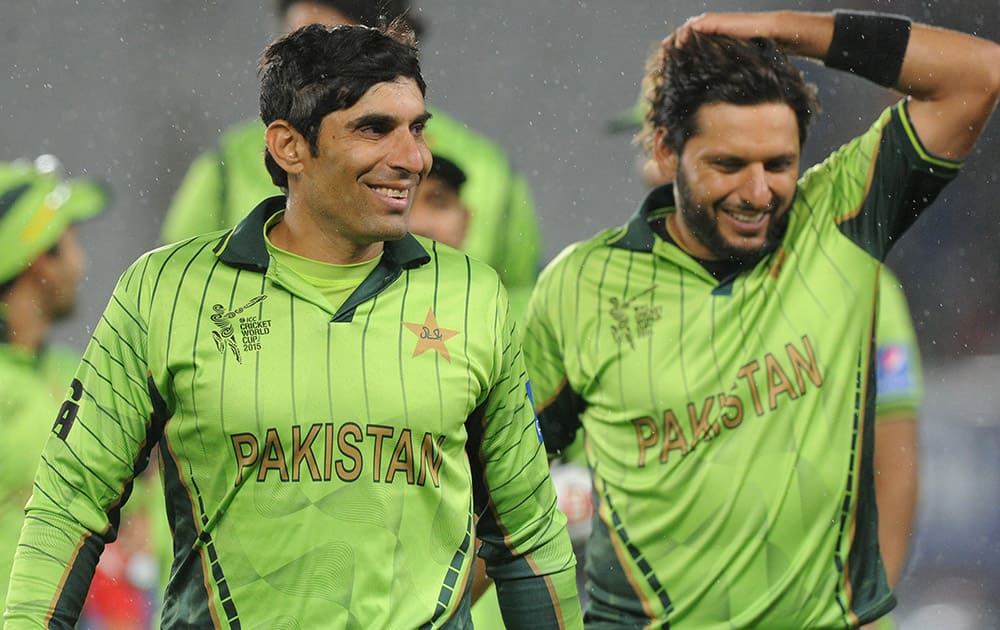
[[270, 203, 385, 265]]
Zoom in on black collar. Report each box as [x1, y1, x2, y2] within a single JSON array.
[[213, 195, 431, 273], [608, 184, 675, 252]]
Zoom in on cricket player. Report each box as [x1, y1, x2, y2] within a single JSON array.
[[523, 9, 999, 628], [163, 0, 542, 317], [4, 23, 581, 629]]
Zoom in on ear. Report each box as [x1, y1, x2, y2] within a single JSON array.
[[651, 127, 679, 182], [265, 120, 308, 177]]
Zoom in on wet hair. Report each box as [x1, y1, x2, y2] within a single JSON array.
[[276, 0, 426, 39], [639, 31, 820, 156], [258, 21, 425, 188]]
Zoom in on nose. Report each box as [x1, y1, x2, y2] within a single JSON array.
[[389, 128, 430, 177], [739, 163, 772, 209]]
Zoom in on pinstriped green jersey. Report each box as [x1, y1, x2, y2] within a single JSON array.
[[874, 269, 922, 420], [5, 197, 581, 629], [523, 103, 959, 629]]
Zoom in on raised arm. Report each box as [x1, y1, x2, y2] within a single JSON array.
[[671, 10, 1000, 160]]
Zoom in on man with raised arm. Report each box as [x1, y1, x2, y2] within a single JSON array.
[[524, 10, 999, 628]]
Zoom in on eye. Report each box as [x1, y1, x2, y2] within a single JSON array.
[[765, 157, 794, 172], [359, 122, 391, 136], [712, 158, 745, 173]]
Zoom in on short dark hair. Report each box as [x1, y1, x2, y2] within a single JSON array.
[[276, 0, 426, 40], [258, 22, 425, 188], [428, 154, 466, 193], [640, 32, 819, 155]]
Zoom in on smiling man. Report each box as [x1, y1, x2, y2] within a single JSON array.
[[3, 24, 581, 629], [523, 9, 1000, 629]]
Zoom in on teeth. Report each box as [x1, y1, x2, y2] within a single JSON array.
[[372, 186, 408, 199], [729, 210, 764, 222]]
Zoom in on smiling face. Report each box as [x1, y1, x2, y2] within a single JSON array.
[[655, 101, 801, 263], [278, 77, 431, 261]]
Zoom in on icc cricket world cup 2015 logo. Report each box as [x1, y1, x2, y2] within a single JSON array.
[[211, 295, 268, 364]]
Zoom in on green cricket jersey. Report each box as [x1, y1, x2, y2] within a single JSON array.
[[5, 197, 581, 629], [874, 269, 922, 421], [161, 108, 542, 316], [523, 102, 958, 629]]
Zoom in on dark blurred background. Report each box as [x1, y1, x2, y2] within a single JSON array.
[[2, 1, 997, 627]]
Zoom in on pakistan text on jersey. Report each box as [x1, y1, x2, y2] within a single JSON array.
[[231, 423, 447, 487], [631, 335, 824, 466]]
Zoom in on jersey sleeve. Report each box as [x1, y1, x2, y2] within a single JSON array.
[[522, 247, 586, 455], [4, 258, 166, 628], [874, 268, 923, 420], [161, 150, 225, 244], [804, 101, 962, 261], [469, 278, 582, 629]]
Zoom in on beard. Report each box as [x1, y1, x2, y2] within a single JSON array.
[[675, 167, 790, 266]]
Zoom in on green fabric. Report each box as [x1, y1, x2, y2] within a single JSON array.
[[161, 107, 541, 318], [264, 211, 381, 310], [0, 344, 61, 616], [5, 198, 580, 629], [874, 268, 922, 419], [523, 103, 958, 629]]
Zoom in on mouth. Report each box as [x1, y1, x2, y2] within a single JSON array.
[[368, 184, 413, 210], [720, 206, 771, 233]]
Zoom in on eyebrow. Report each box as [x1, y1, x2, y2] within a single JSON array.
[[348, 111, 433, 131]]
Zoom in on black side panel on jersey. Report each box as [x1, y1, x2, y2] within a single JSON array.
[[536, 384, 586, 455]]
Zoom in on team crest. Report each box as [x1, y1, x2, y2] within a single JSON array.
[[403, 308, 460, 362], [210, 295, 270, 363]]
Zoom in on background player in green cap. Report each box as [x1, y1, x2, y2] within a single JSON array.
[[523, 8, 999, 628], [162, 0, 542, 317], [0, 155, 108, 615], [4, 22, 581, 629]]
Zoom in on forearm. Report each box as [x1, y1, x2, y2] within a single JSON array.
[[873, 418, 919, 586], [755, 10, 1000, 159]]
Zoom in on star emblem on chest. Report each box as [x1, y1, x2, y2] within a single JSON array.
[[402, 308, 461, 362]]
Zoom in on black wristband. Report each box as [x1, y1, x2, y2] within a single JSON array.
[[824, 10, 912, 87]]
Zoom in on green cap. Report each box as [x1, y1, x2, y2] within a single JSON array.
[[0, 155, 110, 284]]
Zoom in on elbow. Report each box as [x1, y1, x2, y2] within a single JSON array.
[[981, 42, 1000, 108]]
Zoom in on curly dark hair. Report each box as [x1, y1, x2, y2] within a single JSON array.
[[258, 21, 425, 188], [639, 31, 820, 156]]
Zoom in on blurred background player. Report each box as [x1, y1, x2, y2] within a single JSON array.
[[407, 153, 469, 250], [0, 155, 108, 615], [162, 0, 542, 316]]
